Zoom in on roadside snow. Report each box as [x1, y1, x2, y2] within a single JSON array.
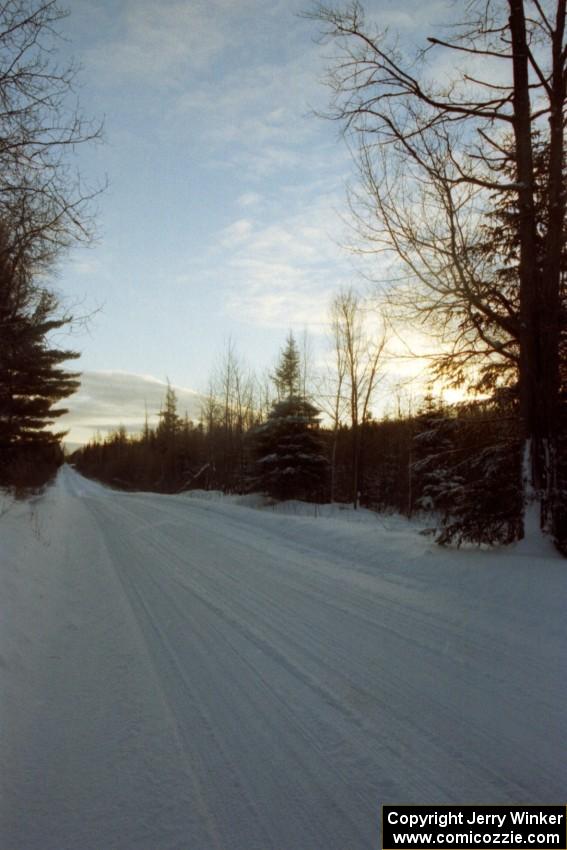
[[1, 467, 565, 850], [184, 487, 410, 525]]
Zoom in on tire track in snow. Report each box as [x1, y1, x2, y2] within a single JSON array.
[[87, 490, 555, 800], [88, 504, 266, 850], [127, 518, 533, 803], [86, 487, 540, 814], [87, 496, 375, 849], [6, 468, 566, 850]]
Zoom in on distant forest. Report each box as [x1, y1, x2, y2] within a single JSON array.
[[72, 332, 547, 550]]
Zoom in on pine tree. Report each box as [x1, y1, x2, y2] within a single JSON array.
[[153, 381, 182, 488], [0, 252, 79, 487], [411, 395, 455, 514], [252, 397, 328, 501], [251, 335, 327, 500], [412, 393, 522, 546], [272, 332, 301, 400], [156, 381, 180, 446]]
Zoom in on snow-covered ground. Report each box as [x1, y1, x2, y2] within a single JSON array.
[[1, 466, 565, 850]]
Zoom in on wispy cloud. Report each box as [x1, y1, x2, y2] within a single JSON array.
[[170, 45, 331, 174], [362, 0, 455, 35], [219, 219, 255, 248], [214, 193, 356, 328], [237, 192, 262, 208], [81, 0, 265, 86], [60, 371, 202, 444]]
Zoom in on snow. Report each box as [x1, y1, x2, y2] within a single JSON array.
[[1, 466, 566, 850]]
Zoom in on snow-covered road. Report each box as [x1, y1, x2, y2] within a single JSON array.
[[1, 466, 566, 850]]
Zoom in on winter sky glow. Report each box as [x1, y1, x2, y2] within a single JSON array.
[[55, 0, 454, 443]]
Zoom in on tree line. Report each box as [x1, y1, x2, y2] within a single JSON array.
[[73, 327, 558, 550]]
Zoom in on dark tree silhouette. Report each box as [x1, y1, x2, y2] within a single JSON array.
[[0, 1, 102, 489], [251, 396, 328, 501], [0, 238, 79, 487], [0, 0, 103, 265], [307, 0, 566, 535], [272, 332, 302, 400]]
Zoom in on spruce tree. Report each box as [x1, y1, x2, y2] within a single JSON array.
[[156, 381, 181, 446], [272, 332, 301, 399], [252, 397, 328, 501], [251, 334, 327, 500], [154, 382, 182, 489], [0, 239, 79, 487], [412, 393, 522, 546]]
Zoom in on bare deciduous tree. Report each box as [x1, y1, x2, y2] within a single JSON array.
[[307, 0, 566, 532], [0, 0, 103, 266], [331, 287, 385, 507], [202, 340, 259, 491]]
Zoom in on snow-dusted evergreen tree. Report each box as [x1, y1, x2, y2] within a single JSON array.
[[412, 393, 522, 546], [411, 395, 456, 513], [252, 397, 328, 500], [251, 334, 327, 500]]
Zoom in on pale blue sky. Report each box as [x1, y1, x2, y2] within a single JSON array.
[[53, 0, 453, 442]]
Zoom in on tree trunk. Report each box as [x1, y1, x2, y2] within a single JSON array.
[[509, 0, 545, 525], [539, 0, 566, 527], [330, 430, 338, 502], [352, 421, 360, 510]]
